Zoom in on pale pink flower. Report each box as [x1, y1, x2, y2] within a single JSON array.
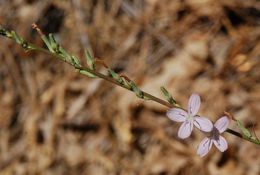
[[167, 94, 213, 139], [197, 116, 229, 157]]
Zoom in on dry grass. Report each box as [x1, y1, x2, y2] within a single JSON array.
[[0, 0, 260, 174]]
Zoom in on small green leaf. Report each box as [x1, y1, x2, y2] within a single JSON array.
[[72, 56, 81, 66], [237, 121, 252, 138], [58, 47, 72, 63], [236, 121, 260, 144], [129, 81, 143, 98], [0, 26, 14, 38], [10, 31, 29, 49], [11, 31, 23, 45], [39, 34, 54, 52], [160, 87, 177, 105], [85, 49, 95, 70], [49, 33, 59, 50], [121, 78, 131, 89], [107, 69, 123, 84], [75, 68, 98, 78]]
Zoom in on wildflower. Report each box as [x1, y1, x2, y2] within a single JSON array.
[[197, 116, 229, 157], [167, 94, 213, 139]]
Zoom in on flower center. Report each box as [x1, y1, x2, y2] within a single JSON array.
[[187, 114, 194, 123], [210, 127, 220, 140]]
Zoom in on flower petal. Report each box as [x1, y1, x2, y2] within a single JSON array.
[[214, 116, 229, 134], [197, 137, 213, 157], [194, 116, 213, 132], [188, 94, 201, 116], [213, 135, 228, 152], [178, 121, 193, 139], [167, 108, 187, 122]]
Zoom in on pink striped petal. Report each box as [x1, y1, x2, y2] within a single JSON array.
[[194, 116, 213, 132], [214, 116, 229, 134], [167, 108, 187, 122], [197, 137, 213, 157], [213, 136, 228, 152], [178, 121, 193, 139], [188, 94, 201, 116]]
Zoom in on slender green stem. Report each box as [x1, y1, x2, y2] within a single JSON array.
[[76, 65, 174, 108], [226, 129, 242, 138], [1, 25, 259, 145], [29, 45, 176, 109]]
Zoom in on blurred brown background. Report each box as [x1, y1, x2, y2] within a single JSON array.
[[0, 0, 260, 174]]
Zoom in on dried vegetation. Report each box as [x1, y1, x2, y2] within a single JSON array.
[[0, 0, 259, 174]]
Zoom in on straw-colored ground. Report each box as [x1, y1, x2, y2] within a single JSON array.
[[0, 0, 259, 174]]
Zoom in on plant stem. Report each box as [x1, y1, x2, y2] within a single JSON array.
[[27, 45, 260, 145], [1, 26, 259, 145]]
